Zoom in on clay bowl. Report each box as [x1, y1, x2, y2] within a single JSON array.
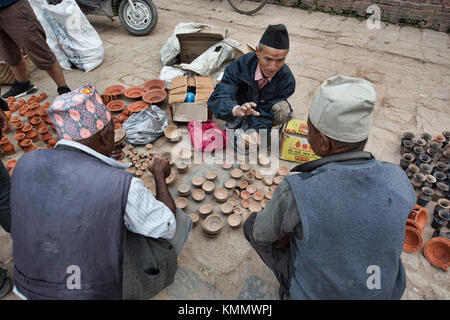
[[175, 197, 188, 210], [188, 213, 199, 225], [202, 215, 224, 234], [192, 189, 206, 202], [206, 171, 217, 181], [261, 199, 270, 208], [249, 202, 262, 213], [241, 199, 250, 209], [406, 219, 422, 233], [220, 202, 234, 215], [6, 160, 17, 170], [214, 187, 228, 203], [198, 204, 213, 219], [263, 176, 273, 186], [221, 163, 233, 170], [258, 154, 271, 167], [246, 185, 256, 194], [224, 179, 237, 189], [231, 189, 240, 199], [265, 190, 273, 200], [202, 181, 215, 194], [177, 184, 191, 196], [240, 164, 251, 172], [231, 169, 243, 179], [233, 207, 242, 215], [178, 148, 192, 160], [104, 85, 125, 98], [175, 161, 188, 173], [241, 190, 250, 200], [128, 101, 149, 113], [227, 197, 238, 207], [274, 176, 284, 185], [165, 171, 176, 185], [142, 89, 167, 105], [228, 214, 242, 228], [403, 226, 423, 253], [414, 207, 428, 231], [423, 237, 450, 271], [239, 180, 249, 190], [164, 125, 180, 142], [254, 171, 263, 180], [124, 86, 145, 99], [277, 166, 289, 176], [253, 191, 264, 201], [192, 176, 205, 188], [244, 172, 254, 183], [143, 79, 167, 92]]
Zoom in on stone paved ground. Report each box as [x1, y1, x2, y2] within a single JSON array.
[[1, 0, 449, 300]]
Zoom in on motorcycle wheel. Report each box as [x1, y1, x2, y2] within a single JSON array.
[[118, 0, 158, 36]]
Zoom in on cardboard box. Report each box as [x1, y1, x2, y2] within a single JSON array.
[[168, 76, 214, 123], [177, 32, 224, 64], [279, 119, 321, 163], [233, 44, 255, 60]]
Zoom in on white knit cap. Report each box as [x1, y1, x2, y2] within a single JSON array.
[[308, 75, 376, 143]]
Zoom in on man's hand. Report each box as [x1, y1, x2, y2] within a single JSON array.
[[232, 102, 260, 118], [0, 110, 7, 137], [150, 156, 171, 180]]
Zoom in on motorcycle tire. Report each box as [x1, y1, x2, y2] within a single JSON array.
[[227, 0, 268, 15], [119, 0, 158, 36]]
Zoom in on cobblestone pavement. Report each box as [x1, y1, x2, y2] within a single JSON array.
[[1, 0, 449, 300]]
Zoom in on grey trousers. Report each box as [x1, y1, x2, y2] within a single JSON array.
[[243, 213, 292, 299], [170, 209, 193, 255]]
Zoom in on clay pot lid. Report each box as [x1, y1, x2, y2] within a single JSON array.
[[241, 199, 250, 208], [177, 183, 191, 195], [221, 163, 233, 170], [254, 171, 263, 180], [104, 85, 125, 96], [164, 125, 179, 140], [188, 213, 199, 224], [192, 189, 206, 202], [165, 171, 176, 185], [206, 171, 217, 181], [263, 176, 273, 186], [128, 101, 149, 113], [403, 226, 423, 253], [178, 148, 192, 160], [199, 204, 213, 215], [192, 176, 205, 187], [423, 237, 450, 271], [240, 164, 251, 172], [258, 154, 271, 166], [249, 202, 263, 213], [202, 215, 224, 233], [220, 202, 234, 215], [231, 189, 240, 199], [277, 166, 289, 176], [406, 219, 422, 233], [114, 129, 126, 145], [107, 100, 125, 112], [274, 176, 284, 185], [239, 180, 249, 190], [261, 199, 270, 208], [202, 181, 215, 193], [224, 179, 237, 189], [142, 89, 167, 104], [228, 214, 242, 228], [175, 197, 188, 210], [231, 169, 243, 179], [142, 79, 167, 92], [246, 185, 256, 194], [124, 87, 145, 99], [253, 191, 264, 201], [214, 187, 228, 202], [241, 190, 250, 199], [6, 160, 17, 169], [414, 208, 428, 231]]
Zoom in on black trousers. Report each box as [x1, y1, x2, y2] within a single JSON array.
[[243, 213, 291, 299], [0, 160, 10, 233]]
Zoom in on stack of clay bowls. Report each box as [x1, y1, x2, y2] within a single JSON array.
[[201, 215, 224, 237], [404, 205, 427, 253]]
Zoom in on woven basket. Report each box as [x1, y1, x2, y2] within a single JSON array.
[[0, 56, 30, 85]]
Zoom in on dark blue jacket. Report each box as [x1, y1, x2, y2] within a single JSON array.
[[0, 0, 19, 9], [208, 52, 295, 131]]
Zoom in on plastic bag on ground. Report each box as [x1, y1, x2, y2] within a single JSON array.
[[160, 22, 213, 66], [28, 0, 72, 70], [122, 105, 168, 145], [158, 66, 185, 90], [34, 0, 104, 72]]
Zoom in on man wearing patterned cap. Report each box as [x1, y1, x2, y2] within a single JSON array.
[[244, 75, 415, 300], [208, 24, 295, 146], [10, 84, 192, 300]]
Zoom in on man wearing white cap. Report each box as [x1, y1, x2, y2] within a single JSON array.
[[244, 75, 415, 300]]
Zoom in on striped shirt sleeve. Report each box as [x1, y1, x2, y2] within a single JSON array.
[[124, 177, 176, 240]]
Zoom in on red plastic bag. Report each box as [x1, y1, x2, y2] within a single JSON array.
[[187, 120, 227, 152]]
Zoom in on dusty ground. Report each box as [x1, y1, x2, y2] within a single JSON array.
[[1, 0, 449, 300]]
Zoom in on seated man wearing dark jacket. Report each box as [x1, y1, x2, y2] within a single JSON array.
[[208, 24, 295, 139]]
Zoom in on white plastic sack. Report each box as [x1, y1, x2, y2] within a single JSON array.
[[34, 0, 104, 72], [177, 38, 239, 79], [160, 22, 213, 66], [158, 66, 185, 90], [122, 105, 168, 145], [28, 0, 71, 70]]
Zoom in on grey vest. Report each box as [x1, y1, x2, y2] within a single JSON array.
[[11, 148, 132, 299], [285, 158, 415, 299]]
